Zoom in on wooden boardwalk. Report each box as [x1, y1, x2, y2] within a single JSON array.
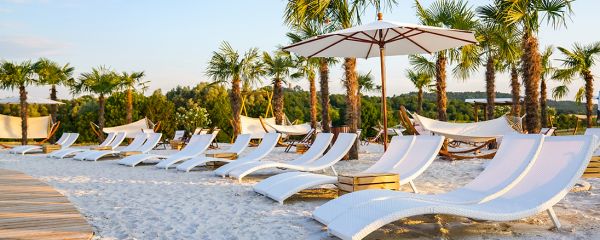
[[0, 169, 94, 240]]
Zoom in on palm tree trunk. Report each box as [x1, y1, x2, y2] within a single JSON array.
[[98, 94, 106, 142], [436, 53, 448, 121], [510, 66, 521, 116], [357, 93, 362, 129], [344, 57, 359, 159], [521, 32, 541, 133], [584, 71, 594, 128], [49, 85, 57, 124], [417, 88, 423, 114], [319, 59, 331, 133], [19, 86, 28, 145], [231, 78, 242, 136], [540, 78, 548, 128], [485, 56, 496, 120], [126, 88, 133, 124], [309, 74, 318, 129], [273, 77, 284, 125]]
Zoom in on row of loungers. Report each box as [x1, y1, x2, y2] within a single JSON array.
[[8, 129, 598, 240]]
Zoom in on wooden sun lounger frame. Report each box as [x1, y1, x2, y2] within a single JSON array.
[[398, 106, 497, 160]]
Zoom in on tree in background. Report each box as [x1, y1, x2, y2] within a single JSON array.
[[539, 46, 555, 127], [357, 71, 379, 130], [205, 41, 263, 136], [497, 0, 573, 133], [33, 58, 74, 124], [70, 66, 121, 141], [413, 0, 480, 121], [406, 69, 433, 114], [119, 71, 147, 124], [0, 61, 37, 144], [553, 42, 600, 127], [262, 51, 294, 125], [290, 54, 319, 129]]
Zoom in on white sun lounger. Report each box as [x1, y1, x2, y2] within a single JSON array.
[[55, 132, 126, 159], [82, 133, 162, 161], [206, 134, 252, 156], [322, 135, 594, 240], [313, 134, 544, 225], [175, 133, 280, 172], [225, 133, 335, 181], [74, 133, 150, 161], [11, 133, 80, 155], [121, 134, 216, 167], [254, 135, 443, 204], [48, 132, 118, 159]]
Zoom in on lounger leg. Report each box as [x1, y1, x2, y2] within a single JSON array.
[[408, 181, 419, 193], [546, 207, 561, 230], [330, 166, 338, 176]]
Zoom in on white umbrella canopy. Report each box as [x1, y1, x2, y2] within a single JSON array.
[[0, 97, 64, 105], [283, 13, 477, 149]]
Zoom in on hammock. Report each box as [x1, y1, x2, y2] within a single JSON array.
[[262, 120, 312, 136], [0, 114, 54, 139], [240, 115, 277, 139], [97, 118, 156, 138], [413, 113, 520, 143]]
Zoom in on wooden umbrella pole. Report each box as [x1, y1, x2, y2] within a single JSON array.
[[379, 47, 388, 150]]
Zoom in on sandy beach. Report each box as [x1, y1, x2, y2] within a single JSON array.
[[1, 144, 599, 240]]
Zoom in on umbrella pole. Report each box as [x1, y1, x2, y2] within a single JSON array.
[[379, 47, 388, 150]]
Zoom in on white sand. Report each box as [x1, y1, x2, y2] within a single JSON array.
[[1, 144, 599, 239]]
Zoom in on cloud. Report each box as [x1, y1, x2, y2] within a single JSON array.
[[0, 35, 71, 58]]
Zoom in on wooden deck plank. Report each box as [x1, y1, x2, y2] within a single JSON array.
[[0, 169, 94, 240]]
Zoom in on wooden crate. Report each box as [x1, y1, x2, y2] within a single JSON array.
[[337, 173, 399, 195], [42, 144, 61, 153], [91, 146, 112, 150], [583, 156, 600, 178], [170, 140, 185, 150], [296, 144, 309, 154], [120, 151, 142, 157]]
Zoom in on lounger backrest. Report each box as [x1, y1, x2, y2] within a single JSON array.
[[136, 133, 162, 153], [241, 133, 280, 161], [306, 133, 357, 167], [55, 133, 70, 145], [452, 134, 544, 203], [499, 136, 594, 209], [121, 133, 148, 152], [388, 136, 444, 184], [363, 135, 416, 173], [179, 134, 215, 155], [228, 134, 252, 154], [288, 133, 334, 165], [100, 132, 116, 147], [173, 130, 185, 141], [584, 128, 600, 152], [108, 132, 127, 149], [61, 133, 80, 148]]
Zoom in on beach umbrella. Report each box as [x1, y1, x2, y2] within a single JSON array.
[[0, 96, 64, 105], [283, 13, 477, 149]]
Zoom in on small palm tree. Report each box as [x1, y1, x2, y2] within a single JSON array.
[[119, 71, 147, 124], [553, 42, 600, 127], [70, 66, 121, 141], [357, 71, 379, 128], [290, 55, 319, 129], [205, 42, 263, 136], [406, 69, 433, 114], [33, 58, 74, 123], [414, 0, 480, 121], [0, 61, 37, 145], [539, 46, 554, 127], [263, 51, 294, 125]]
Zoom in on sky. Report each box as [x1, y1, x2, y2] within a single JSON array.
[[1, 0, 599, 101]]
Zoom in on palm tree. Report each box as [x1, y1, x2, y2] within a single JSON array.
[[286, 20, 337, 132], [33, 58, 74, 124], [263, 51, 294, 125], [70, 66, 121, 141], [497, 0, 573, 133], [290, 55, 319, 129], [284, 0, 397, 159], [357, 71, 379, 129], [0, 61, 37, 145], [119, 71, 147, 124], [205, 41, 263, 136], [553, 42, 600, 128], [406, 69, 433, 114], [539, 46, 554, 127], [414, 0, 480, 121]]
